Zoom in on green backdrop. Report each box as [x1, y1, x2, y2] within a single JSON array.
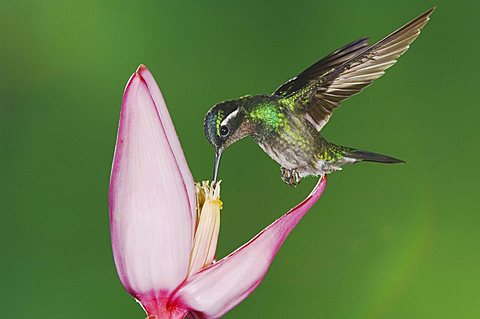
[[1, 1, 479, 318]]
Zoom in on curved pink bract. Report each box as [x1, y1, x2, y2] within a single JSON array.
[[109, 70, 195, 296], [172, 177, 327, 319]]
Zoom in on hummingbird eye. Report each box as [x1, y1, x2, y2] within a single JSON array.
[[220, 125, 229, 137]]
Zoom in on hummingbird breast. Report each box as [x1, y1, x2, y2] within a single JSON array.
[[245, 97, 347, 177], [252, 106, 323, 172]]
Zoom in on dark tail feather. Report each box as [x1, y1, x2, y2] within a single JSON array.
[[348, 149, 405, 164]]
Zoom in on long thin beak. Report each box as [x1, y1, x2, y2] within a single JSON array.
[[212, 149, 223, 182]]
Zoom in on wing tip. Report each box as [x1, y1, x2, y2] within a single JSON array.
[[420, 6, 436, 21]]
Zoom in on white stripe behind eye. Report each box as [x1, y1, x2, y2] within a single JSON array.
[[220, 109, 239, 127]]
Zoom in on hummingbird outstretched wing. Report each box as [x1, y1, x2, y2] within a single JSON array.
[[274, 38, 370, 96], [274, 8, 434, 131]]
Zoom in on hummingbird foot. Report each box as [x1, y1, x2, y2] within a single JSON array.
[[280, 167, 302, 188]]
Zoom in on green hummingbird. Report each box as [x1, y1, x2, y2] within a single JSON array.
[[204, 8, 434, 187]]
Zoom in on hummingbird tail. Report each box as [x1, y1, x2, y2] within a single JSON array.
[[347, 149, 405, 164]]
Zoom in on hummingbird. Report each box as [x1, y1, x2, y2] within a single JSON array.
[[204, 8, 434, 187]]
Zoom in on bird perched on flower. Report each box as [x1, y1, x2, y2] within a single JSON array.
[[204, 8, 434, 186]]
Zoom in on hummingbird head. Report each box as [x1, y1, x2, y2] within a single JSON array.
[[204, 99, 251, 181]]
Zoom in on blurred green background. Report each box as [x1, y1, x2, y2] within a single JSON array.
[[1, 1, 479, 318]]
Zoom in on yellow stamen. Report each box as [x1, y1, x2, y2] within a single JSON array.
[[211, 199, 223, 209], [188, 181, 222, 276]]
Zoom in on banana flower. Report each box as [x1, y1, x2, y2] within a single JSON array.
[[109, 65, 327, 319]]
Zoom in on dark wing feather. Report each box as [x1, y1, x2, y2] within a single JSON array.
[[276, 8, 434, 131], [274, 38, 369, 97]]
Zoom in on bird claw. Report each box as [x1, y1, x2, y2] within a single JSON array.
[[281, 167, 302, 187]]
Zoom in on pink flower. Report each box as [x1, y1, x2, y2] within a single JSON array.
[[109, 65, 327, 319]]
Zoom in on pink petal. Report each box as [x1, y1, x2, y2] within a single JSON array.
[[170, 177, 327, 318], [109, 67, 195, 298], [137, 65, 196, 218]]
